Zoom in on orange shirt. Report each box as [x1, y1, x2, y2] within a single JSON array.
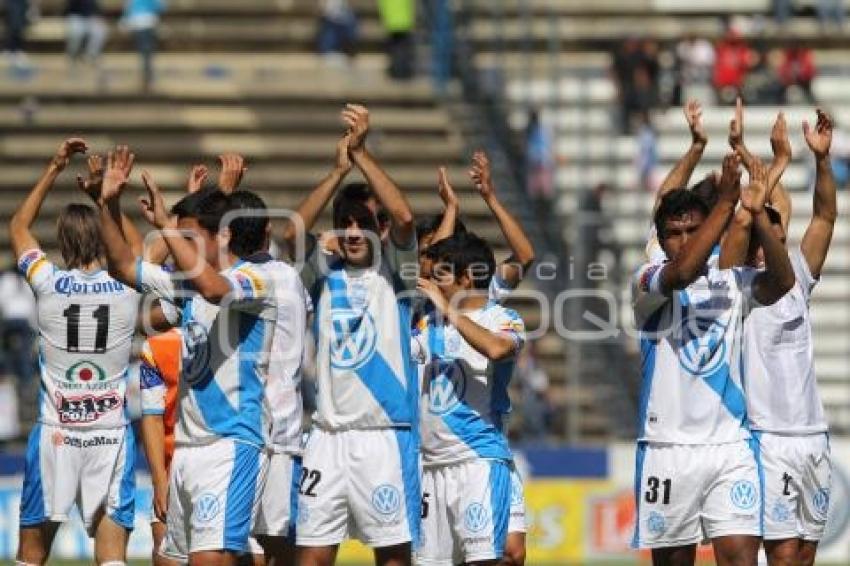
[[140, 329, 181, 472]]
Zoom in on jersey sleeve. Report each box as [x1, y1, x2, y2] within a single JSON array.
[[733, 266, 764, 313], [631, 262, 669, 326], [17, 249, 54, 295], [139, 341, 166, 416], [493, 308, 527, 357], [488, 274, 514, 304], [136, 259, 180, 302], [790, 247, 817, 300], [224, 263, 275, 308], [385, 236, 419, 291]]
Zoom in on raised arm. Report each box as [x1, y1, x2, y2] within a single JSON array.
[[470, 150, 535, 288], [745, 159, 795, 305], [655, 100, 708, 212], [800, 110, 838, 279], [280, 135, 352, 252], [98, 149, 141, 287], [217, 153, 247, 194], [728, 96, 758, 173], [186, 163, 209, 194], [344, 104, 416, 246], [659, 153, 740, 292], [10, 138, 88, 258], [766, 112, 792, 222], [139, 172, 232, 304], [430, 166, 459, 245]]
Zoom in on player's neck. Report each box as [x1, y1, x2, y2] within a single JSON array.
[[76, 260, 103, 274]]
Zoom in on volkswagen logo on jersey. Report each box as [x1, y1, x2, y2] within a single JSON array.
[[372, 484, 401, 517], [813, 488, 830, 517], [65, 360, 106, 383], [330, 309, 378, 370], [464, 502, 490, 533], [427, 360, 466, 415], [730, 480, 758, 510], [182, 321, 211, 385], [193, 493, 221, 523], [647, 511, 667, 535], [678, 317, 727, 376]]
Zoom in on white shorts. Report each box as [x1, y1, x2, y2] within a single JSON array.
[[161, 438, 268, 561], [418, 459, 511, 565], [254, 451, 301, 539], [754, 431, 831, 541], [632, 441, 762, 549], [508, 464, 527, 534], [296, 427, 420, 549], [19, 423, 136, 536]]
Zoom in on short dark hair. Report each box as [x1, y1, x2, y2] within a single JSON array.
[[429, 232, 496, 290], [171, 188, 218, 220], [690, 176, 718, 210], [334, 182, 390, 229], [416, 214, 468, 246], [57, 204, 105, 269], [228, 190, 269, 258], [195, 191, 234, 235], [333, 194, 379, 234], [765, 205, 782, 226], [654, 188, 710, 239]]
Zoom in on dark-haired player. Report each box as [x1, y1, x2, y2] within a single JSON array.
[[631, 153, 794, 566], [11, 140, 140, 566], [414, 232, 526, 565]]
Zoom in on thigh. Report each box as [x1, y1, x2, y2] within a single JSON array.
[[80, 427, 135, 535], [633, 444, 703, 549], [296, 430, 349, 548], [254, 452, 299, 539], [798, 434, 831, 542], [508, 464, 527, 535], [348, 428, 419, 549], [702, 442, 761, 541], [451, 460, 510, 564], [417, 467, 453, 566]]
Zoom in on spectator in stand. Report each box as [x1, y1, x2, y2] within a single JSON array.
[[66, 0, 108, 76], [122, 0, 165, 92], [713, 27, 756, 104], [0, 267, 37, 384], [779, 46, 817, 103], [675, 34, 715, 105], [4, 0, 31, 71], [772, 0, 794, 26], [377, 0, 415, 80], [316, 0, 358, 67], [635, 111, 659, 192], [613, 38, 659, 133], [525, 108, 556, 209], [515, 341, 552, 442], [817, 0, 845, 30]]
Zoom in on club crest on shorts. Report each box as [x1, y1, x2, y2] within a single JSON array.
[[464, 502, 490, 533], [193, 493, 221, 523], [678, 317, 727, 377], [771, 501, 792, 523], [297, 504, 310, 525], [647, 511, 667, 535], [372, 484, 401, 516], [330, 309, 378, 370], [730, 480, 758, 510], [813, 488, 830, 517]]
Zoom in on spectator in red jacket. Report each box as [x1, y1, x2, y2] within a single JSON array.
[[713, 29, 756, 104], [779, 46, 816, 103]]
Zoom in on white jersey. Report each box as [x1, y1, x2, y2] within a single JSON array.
[[412, 303, 526, 466], [301, 236, 419, 430], [18, 250, 138, 429], [265, 259, 311, 453], [743, 248, 827, 434], [137, 256, 280, 448], [632, 262, 761, 444]]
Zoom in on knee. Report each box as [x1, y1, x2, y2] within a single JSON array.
[[501, 546, 526, 566], [797, 546, 818, 566]]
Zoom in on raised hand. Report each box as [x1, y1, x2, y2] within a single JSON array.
[[718, 152, 742, 205], [139, 171, 173, 229], [741, 156, 768, 214], [416, 276, 448, 313], [469, 150, 494, 199], [684, 99, 707, 147], [803, 109, 833, 159], [217, 153, 246, 194], [76, 154, 104, 201], [342, 104, 370, 152], [438, 166, 459, 207], [51, 137, 88, 171], [335, 134, 353, 174], [100, 145, 135, 202], [729, 96, 744, 149], [187, 164, 209, 194], [770, 112, 792, 161]]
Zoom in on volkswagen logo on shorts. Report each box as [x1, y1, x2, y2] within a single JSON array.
[[330, 309, 378, 370], [464, 502, 490, 533], [193, 493, 221, 523], [678, 317, 727, 377], [510, 473, 524, 507], [427, 361, 466, 415], [372, 484, 401, 517], [730, 480, 758, 510], [813, 488, 830, 517], [647, 511, 667, 535]]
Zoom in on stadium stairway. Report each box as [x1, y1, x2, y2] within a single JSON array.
[[469, 1, 850, 433]]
